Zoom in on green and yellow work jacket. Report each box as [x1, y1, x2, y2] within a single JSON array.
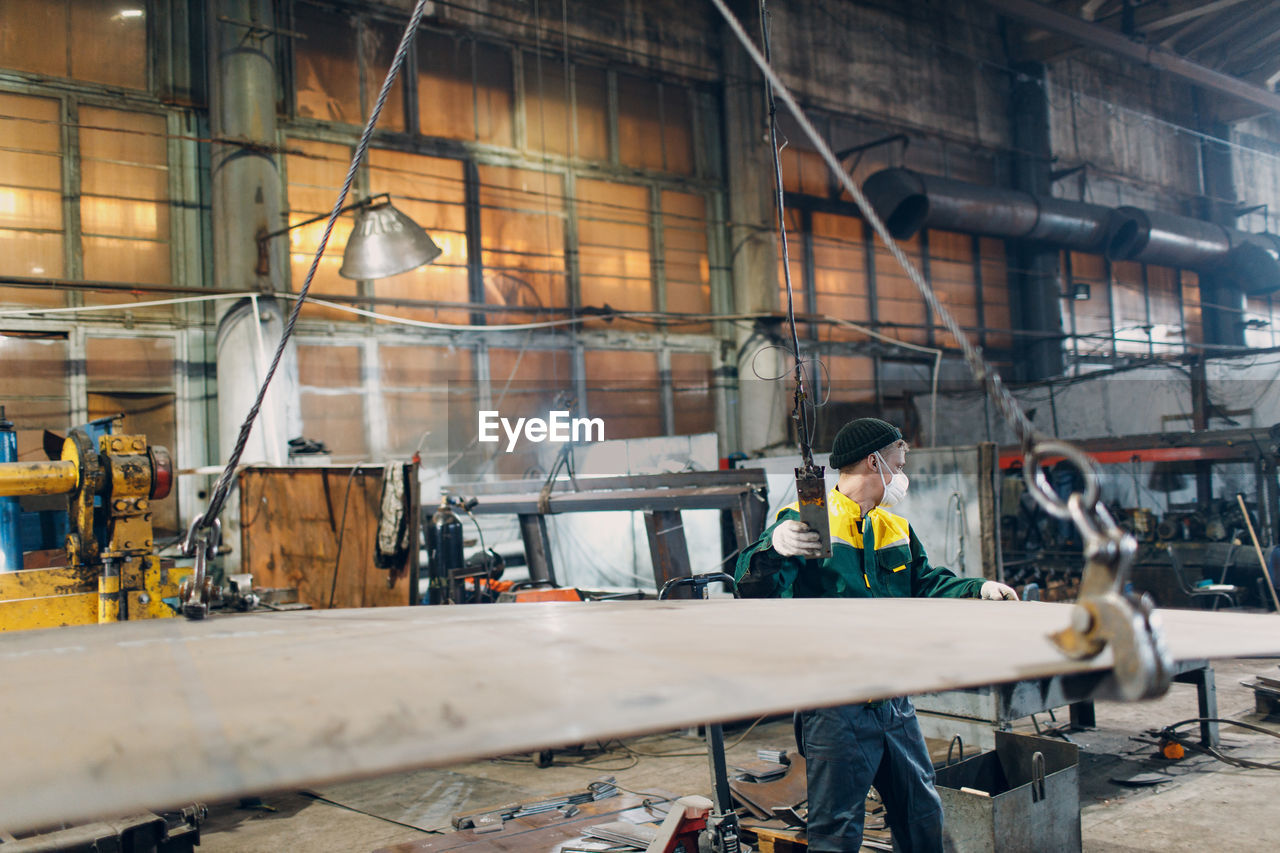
[[734, 487, 984, 600]]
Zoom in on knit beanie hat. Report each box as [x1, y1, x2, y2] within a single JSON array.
[[828, 417, 903, 470]]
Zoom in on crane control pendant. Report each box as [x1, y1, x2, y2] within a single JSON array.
[[795, 465, 831, 560]]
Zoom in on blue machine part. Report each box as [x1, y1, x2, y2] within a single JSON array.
[[0, 413, 122, 572], [0, 407, 21, 572]]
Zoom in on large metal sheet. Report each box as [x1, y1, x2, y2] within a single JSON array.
[[0, 599, 1276, 831]]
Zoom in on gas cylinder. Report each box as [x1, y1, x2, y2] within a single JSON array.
[[424, 496, 464, 604]]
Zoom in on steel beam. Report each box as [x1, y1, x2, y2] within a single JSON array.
[[981, 0, 1280, 116]]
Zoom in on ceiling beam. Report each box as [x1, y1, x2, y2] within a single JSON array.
[[979, 0, 1280, 116], [1128, 0, 1254, 36], [1183, 3, 1278, 62]]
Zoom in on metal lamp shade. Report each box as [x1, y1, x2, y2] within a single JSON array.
[[340, 201, 442, 280]]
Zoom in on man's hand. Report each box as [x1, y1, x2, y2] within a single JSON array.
[[771, 520, 824, 558], [980, 581, 1019, 601]]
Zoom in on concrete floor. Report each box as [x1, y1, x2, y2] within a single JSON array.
[[200, 656, 1280, 852]]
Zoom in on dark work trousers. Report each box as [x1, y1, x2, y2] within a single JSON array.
[[797, 697, 943, 853]]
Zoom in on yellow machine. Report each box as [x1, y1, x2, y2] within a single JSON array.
[[0, 427, 188, 631]]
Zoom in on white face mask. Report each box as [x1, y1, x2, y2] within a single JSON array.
[[874, 450, 909, 508]]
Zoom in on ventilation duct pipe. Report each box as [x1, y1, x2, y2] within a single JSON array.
[[863, 168, 1280, 295], [863, 168, 1112, 251], [1106, 207, 1280, 295]]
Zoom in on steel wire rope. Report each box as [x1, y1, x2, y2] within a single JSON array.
[[711, 0, 1041, 459], [187, 0, 432, 546]]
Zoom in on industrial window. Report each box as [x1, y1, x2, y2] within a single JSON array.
[[583, 349, 663, 440], [778, 208, 807, 321], [872, 231, 928, 346], [367, 149, 469, 324], [979, 237, 1012, 349], [0, 92, 63, 306], [379, 344, 474, 460], [671, 352, 715, 436], [662, 190, 711, 328], [616, 74, 695, 175], [0, 0, 147, 90], [284, 138, 357, 321], [418, 32, 514, 147], [577, 179, 652, 328], [297, 344, 369, 461], [927, 231, 979, 350], [821, 354, 877, 403], [78, 106, 171, 310], [486, 347, 573, 478], [294, 5, 362, 126], [811, 213, 869, 341], [360, 17, 408, 133], [478, 165, 567, 321], [1062, 253, 1193, 363], [1245, 295, 1279, 349], [0, 333, 70, 460]]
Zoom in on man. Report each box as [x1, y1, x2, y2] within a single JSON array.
[[733, 417, 1017, 853]]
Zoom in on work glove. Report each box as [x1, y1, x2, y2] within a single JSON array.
[[771, 520, 824, 558], [980, 581, 1019, 601]]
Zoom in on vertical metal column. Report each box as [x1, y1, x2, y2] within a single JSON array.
[[1009, 61, 1065, 381], [0, 409, 22, 573]]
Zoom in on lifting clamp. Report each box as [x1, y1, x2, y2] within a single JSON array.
[[1024, 441, 1172, 701]]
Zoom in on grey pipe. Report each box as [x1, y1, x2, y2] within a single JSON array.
[[863, 168, 1280, 295], [862, 168, 1112, 251]]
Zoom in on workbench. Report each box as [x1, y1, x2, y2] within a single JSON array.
[[914, 659, 1219, 751]]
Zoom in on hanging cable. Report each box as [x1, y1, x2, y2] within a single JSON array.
[[179, 0, 432, 618], [759, 0, 815, 467]]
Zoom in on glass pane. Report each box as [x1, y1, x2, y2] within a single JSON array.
[[1111, 260, 1148, 354], [0, 93, 63, 289], [979, 238, 1011, 349], [79, 107, 170, 295], [368, 150, 469, 323], [927, 230, 978, 349], [0, 230, 65, 284], [362, 18, 406, 132], [663, 191, 710, 330], [69, 0, 146, 89], [1146, 265, 1184, 354], [578, 179, 651, 328], [379, 345, 474, 459], [0, 334, 69, 399], [523, 51, 570, 157], [483, 348, 571, 479], [812, 213, 868, 341], [295, 4, 361, 125], [872, 232, 928, 345], [475, 42, 514, 147], [300, 393, 369, 460], [297, 344, 361, 388], [286, 138, 356, 321], [583, 350, 662, 439], [574, 65, 609, 161], [479, 166, 566, 319], [617, 75, 663, 171], [86, 336, 174, 391], [1068, 252, 1112, 358], [777, 207, 806, 321], [0, 0, 68, 78], [1181, 270, 1202, 347], [671, 351, 714, 436], [824, 354, 876, 403], [418, 32, 474, 141], [662, 84, 694, 175]]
